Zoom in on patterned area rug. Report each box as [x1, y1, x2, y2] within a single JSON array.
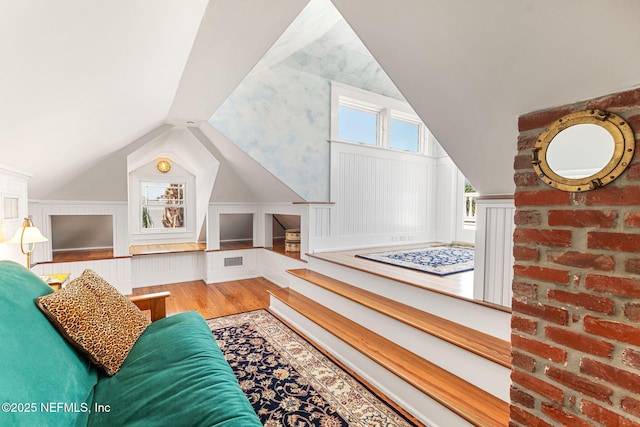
[[207, 310, 421, 427], [356, 245, 474, 276]]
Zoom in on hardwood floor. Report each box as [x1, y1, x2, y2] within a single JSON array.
[[309, 243, 476, 301], [131, 277, 281, 319]]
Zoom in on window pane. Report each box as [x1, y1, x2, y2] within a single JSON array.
[[141, 182, 185, 229], [390, 119, 419, 152], [338, 106, 377, 145]]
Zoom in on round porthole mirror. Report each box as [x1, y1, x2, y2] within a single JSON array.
[[532, 110, 635, 192]]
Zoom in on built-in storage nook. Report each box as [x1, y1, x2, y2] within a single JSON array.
[[270, 214, 301, 259], [219, 213, 254, 250], [50, 214, 114, 261]]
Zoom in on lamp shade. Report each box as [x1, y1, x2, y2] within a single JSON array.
[[7, 218, 48, 244]]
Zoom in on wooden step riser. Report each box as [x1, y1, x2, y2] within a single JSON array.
[[308, 257, 511, 340], [290, 276, 511, 401], [269, 296, 476, 427]]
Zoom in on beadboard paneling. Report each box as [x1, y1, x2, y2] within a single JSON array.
[[131, 251, 205, 288], [205, 249, 261, 283], [329, 141, 432, 249], [473, 199, 515, 307], [32, 257, 132, 295]]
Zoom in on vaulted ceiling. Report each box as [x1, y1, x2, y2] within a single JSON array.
[[2, 0, 640, 198]]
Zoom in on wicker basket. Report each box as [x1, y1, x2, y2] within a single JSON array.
[[285, 229, 300, 242]]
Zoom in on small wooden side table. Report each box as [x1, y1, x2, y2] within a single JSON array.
[[41, 273, 70, 291]]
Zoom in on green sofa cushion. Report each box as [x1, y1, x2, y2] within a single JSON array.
[[0, 261, 98, 427], [88, 311, 261, 427]]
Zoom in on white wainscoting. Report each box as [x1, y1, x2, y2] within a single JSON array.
[[32, 257, 132, 295], [131, 251, 206, 288], [328, 141, 434, 250], [205, 249, 261, 284], [473, 198, 515, 307]]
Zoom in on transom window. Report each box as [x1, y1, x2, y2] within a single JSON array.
[[140, 181, 185, 230], [331, 82, 433, 154]]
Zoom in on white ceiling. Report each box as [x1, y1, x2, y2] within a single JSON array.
[[2, 0, 640, 198]]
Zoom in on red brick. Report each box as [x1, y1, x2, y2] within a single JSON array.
[[626, 259, 640, 275], [581, 399, 640, 427], [512, 333, 567, 363], [514, 172, 540, 187], [625, 302, 640, 322], [542, 402, 597, 427], [547, 289, 615, 314], [625, 211, 640, 227], [515, 190, 571, 207], [514, 154, 534, 171], [585, 274, 640, 298], [622, 348, 640, 371], [581, 358, 640, 394], [546, 366, 613, 403], [584, 315, 640, 347], [511, 405, 555, 427], [513, 281, 538, 298], [511, 370, 565, 404], [547, 251, 615, 272], [514, 210, 542, 226], [517, 134, 538, 151], [628, 114, 640, 132], [586, 88, 640, 110], [512, 299, 569, 325], [513, 246, 540, 261], [588, 231, 640, 253], [586, 186, 640, 206], [621, 396, 640, 419], [512, 350, 537, 372], [513, 265, 570, 285], [518, 106, 577, 132], [546, 325, 613, 358], [511, 386, 535, 408], [628, 164, 640, 180], [512, 315, 538, 335], [514, 229, 572, 247], [548, 210, 617, 228]]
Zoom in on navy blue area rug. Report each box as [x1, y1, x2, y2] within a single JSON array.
[[356, 245, 475, 276], [208, 310, 421, 427]]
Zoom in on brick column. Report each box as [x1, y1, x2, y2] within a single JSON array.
[[511, 88, 640, 426]]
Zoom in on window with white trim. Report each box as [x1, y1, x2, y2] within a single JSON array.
[[331, 82, 433, 154], [140, 181, 186, 231]]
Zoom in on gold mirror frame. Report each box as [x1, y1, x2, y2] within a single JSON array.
[[532, 110, 635, 192]]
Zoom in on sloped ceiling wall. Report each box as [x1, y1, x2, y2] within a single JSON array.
[[2, 0, 640, 200], [208, 3, 404, 201], [331, 0, 640, 195]]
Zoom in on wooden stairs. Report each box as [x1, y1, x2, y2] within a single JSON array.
[[269, 268, 511, 427]]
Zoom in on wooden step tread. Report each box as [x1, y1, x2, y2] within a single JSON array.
[[269, 287, 509, 427], [288, 268, 511, 368]]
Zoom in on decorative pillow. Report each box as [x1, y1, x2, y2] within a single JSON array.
[[36, 269, 150, 375]]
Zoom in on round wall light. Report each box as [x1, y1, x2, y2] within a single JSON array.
[[157, 160, 171, 173]]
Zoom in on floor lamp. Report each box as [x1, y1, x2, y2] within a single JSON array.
[[7, 217, 48, 269]]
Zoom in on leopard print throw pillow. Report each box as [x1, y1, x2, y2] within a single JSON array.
[[36, 269, 150, 376]]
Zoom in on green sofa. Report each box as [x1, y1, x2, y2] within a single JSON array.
[[0, 261, 261, 427]]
